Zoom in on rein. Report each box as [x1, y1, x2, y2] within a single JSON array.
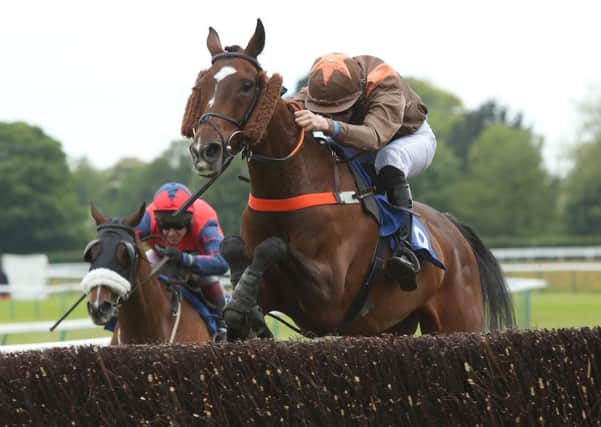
[[243, 101, 305, 162]]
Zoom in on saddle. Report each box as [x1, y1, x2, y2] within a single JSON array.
[[158, 261, 222, 309], [326, 138, 444, 269]]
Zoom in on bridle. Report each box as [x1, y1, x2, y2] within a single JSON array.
[[83, 221, 141, 307], [177, 52, 308, 215], [193, 51, 305, 164], [194, 51, 262, 160]]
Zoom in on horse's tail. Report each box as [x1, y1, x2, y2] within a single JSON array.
[[444, 214, 516, 330]]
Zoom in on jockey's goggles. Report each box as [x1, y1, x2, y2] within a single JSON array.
[[155, 211, 192, 231]]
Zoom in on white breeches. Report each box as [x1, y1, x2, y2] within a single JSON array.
[[374, 120, 437, 178]]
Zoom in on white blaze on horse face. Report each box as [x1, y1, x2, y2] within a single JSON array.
[[208, 66, 237, 107]]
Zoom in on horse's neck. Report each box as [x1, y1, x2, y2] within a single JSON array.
[[117, 261, 172, 342], [248, 101, 341, 197]]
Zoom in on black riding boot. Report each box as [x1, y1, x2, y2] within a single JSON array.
[[214, 316, 228, 343], [189, 277, 229, 343], [206, 295, 227, 343], [213, 304, 228, 343], [378, 166, 421, 291]]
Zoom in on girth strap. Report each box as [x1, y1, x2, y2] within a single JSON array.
[[338, 235, 387, 330], [248, 191, 359, 212]]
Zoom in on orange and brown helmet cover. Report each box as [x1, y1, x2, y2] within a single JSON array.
[[305, 53, 363, 114]]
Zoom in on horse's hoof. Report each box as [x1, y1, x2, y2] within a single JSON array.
[[212, 327, 228, 343], [252, 237, 287, 272], [224, 308, 245, 329], [248, 306, 273, 339], [220, 236, 247, 265]]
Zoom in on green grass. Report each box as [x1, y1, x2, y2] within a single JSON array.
[[0, 292, 111, 345], [0, 292, 87, 322], [528, 291, 601, 329], [0, 290, 599, 345]]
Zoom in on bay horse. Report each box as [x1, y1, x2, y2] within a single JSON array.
[[184, 19, 515, 338], [82, 203, 212, 344]]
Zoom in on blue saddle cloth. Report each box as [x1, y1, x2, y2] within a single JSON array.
[[332, 141, 445, 270], [104, 275, 219, 336]]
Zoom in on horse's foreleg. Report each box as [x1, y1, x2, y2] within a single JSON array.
[[110, 325, 120, 345], [220, 236, 251, 288], [224, 237, 287, 340]]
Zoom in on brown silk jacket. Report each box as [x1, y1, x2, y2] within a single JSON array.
[[296, 55, 428, 151]]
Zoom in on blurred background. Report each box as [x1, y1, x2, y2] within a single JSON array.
[[1, 0, 600, 347]]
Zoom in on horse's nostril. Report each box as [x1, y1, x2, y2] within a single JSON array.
[[99, 301, 113, 315], [87, 300, 114, 317], [202, 142, 222, 162], [189, 143, 200, 161]]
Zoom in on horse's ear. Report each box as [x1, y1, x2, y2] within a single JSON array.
[[90, 201, 108, 226], [207, 26, 223, 56], [124, 202, 146, 227], [244, 18, 265, 58]]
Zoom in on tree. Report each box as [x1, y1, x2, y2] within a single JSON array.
[[563, 135, 601, 234], [412, 139, 462, 212], [406, 78, 464, 212], [561, 86, 601, 235], [448, 100, 527, 170], [405, 77, 464, 143], [575, 87, 601, 141], [72, 157, 104, 207], [125, 140, 198, 212], [453, 124, 555, 238], [71, 138, 251, 236], [0, 122, 86, 253], [98, 157, 148, 214]]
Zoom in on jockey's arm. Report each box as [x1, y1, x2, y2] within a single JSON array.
[[330, 89, 406, 151], [295, 88, 406, 151], [182, 219, 229, 276], [134, 211, 152, 239]]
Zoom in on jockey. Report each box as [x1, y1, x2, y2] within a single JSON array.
[[135, 182, 229, 342], [294, 53, 437, 291]]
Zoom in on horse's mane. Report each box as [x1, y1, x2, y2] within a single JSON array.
[[181, 69, 209, 138], [224, 45, 243, 52]]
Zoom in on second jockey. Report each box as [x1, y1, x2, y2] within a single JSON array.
[[135, 182, 229, 342]]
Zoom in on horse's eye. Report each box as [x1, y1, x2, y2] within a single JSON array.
[[241, 79, 254, 92], [116, 244, 132, 268], [83, 240, 101, 263]]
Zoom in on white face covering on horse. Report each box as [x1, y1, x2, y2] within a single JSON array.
[[80, 222, 137, 297], [81, 268, 132, 296]]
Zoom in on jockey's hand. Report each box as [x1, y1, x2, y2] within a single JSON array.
[[294, 109, 329, 132], [156, 246, 184, 264]]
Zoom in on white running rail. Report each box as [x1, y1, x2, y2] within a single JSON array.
[[0, 337, 110, 353], [492, 246, 601, 261]]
